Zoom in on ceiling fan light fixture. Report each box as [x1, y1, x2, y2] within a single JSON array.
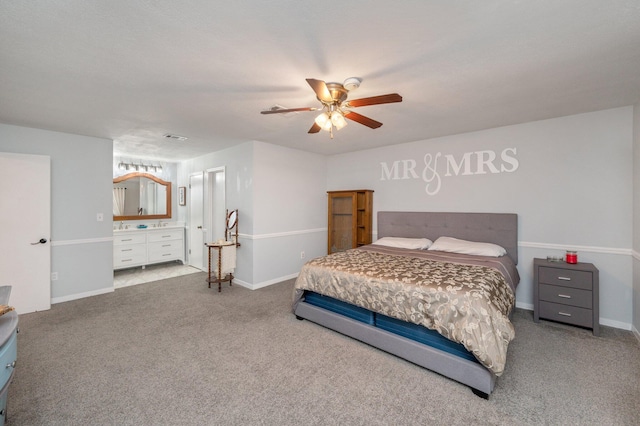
[[314, 112, 332, 131], [331, 111, 348, 130]]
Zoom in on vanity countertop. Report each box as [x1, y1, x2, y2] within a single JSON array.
[[114, 224, 184, 233]]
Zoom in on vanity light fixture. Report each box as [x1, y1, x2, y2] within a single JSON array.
[[117, 161, 164, 174]]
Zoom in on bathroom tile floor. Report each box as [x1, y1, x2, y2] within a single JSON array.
[[114, 262, 203, 288]]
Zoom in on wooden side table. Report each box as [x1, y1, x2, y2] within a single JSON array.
[[205, 243, 234, 292], [533, 258, 599, 336]]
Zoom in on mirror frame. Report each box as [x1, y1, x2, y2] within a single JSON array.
[[227, 210, 237, 230], [113, 172, 172, 221]]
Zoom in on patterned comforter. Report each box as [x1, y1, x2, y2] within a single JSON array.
[[292, 244, 520, 375]]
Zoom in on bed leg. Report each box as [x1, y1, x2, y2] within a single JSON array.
[[471, 388, 489, 400], [295, 315, 304, 321]]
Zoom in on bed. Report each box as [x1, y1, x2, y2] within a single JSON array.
[[292, 211, 519, 398]]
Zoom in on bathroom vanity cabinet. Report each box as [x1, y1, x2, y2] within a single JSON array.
[[113, 226, 185, 270]]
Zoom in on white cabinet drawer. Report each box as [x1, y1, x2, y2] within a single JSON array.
[[114, 244, 146, 257], [114, 233, 146, 246], [148, 243, 183, 262], [147, 229, 183, 242], [114, 243, 147, 268]]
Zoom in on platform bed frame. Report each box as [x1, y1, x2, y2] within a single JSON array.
[[294, 211, 518, 399]]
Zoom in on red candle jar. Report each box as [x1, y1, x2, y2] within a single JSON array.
[[566, 251, 578, 264]]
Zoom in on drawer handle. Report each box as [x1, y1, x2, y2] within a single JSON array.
[[162, 244, 171, 247], [123, 259, 132, 262], [122, 238, 132, 242], [557, 294, 572, 299], [162, 235, 171, 238], [162, 253, 171, 256], [6, 360, 16, 369], [557, 276, 571, 281], [122, 249, 132, 252], [558, 312, 572, 317]]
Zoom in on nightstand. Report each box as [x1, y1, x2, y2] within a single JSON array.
[[533, 258, 599, 336]]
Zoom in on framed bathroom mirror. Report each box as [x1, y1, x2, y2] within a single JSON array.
[[113, 172, 172, 221]]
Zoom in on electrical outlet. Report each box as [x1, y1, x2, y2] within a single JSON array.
[[51, 272, 58, 281], [300, 251, 305, 259], [97, 213, 104, 222]]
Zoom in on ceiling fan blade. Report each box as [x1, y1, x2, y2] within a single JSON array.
[[345, 93, 402, 108], [306, 78, 333, 103], [260, 107, 317, 114], [344, 111, 383, 129], [308, 122, 321, 133]]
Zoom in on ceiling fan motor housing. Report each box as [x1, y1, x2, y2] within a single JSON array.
[[323, 83, 349, 105]]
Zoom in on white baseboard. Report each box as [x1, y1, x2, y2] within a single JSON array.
[[233, 273, 299, 290], [515, 301, 534, 311], [51, 286, 114, 304], [632, 325, 640, 343]]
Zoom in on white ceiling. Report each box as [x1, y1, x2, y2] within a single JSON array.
[[2, 1, 640, 161]]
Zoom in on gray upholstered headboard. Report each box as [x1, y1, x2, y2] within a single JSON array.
[[377, 211, 518, 264]]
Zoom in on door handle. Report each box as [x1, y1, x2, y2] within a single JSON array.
[[197, 226, 203, 229], [31, 238, 48, 245]]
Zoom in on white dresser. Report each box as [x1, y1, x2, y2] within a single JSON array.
[[114, 226, 185, 270]]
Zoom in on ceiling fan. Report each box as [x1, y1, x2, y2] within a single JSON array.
[[261, 78, 402, 138]]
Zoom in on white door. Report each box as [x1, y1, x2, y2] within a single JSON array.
[[189, 172, 205, 271], [0, 152, 51, 313]]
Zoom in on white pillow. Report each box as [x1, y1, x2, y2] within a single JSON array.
[[372, 237, 433, 250], [428, 236, 506, 257]]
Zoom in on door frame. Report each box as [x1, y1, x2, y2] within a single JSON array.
[[188, 171, 205, 270], [205, 166, 226, 244]]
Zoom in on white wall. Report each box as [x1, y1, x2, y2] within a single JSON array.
[[327, 107, 634, 329], [0, 123, 114, 302]]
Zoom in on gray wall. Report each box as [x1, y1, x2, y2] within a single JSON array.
[[251, 141, 326, 287], [0, 123, 113, 302], [327, 107, 634, 329], [179, 141, 327, 289], [179, 142, 256, 285]]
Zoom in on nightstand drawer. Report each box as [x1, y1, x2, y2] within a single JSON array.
[[539, 301, 593, 328], [538, 284, 592, 309], [538, 267, 593, 290]]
